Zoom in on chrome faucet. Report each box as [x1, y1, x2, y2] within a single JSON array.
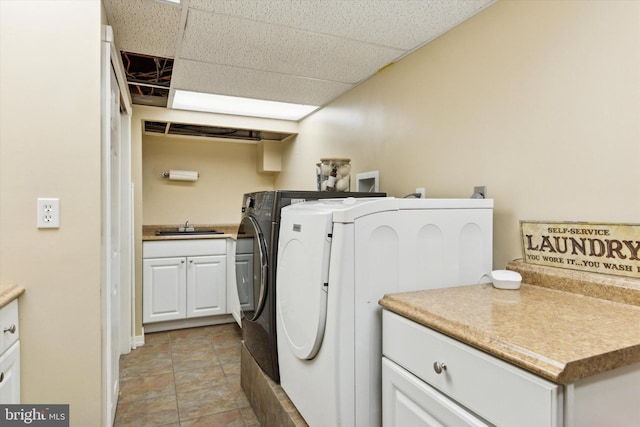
[[179, 220, 194, 232]]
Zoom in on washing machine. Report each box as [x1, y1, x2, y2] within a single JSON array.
[[236, 190, 385, 383], [276, 197, 493, 426]]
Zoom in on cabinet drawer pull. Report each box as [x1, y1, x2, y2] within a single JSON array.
[[0, 372, 4, 383], [3, 325, 16, 334], [433, 361, 447, 374]]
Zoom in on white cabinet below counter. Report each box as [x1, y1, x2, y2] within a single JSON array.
[[0, 299, 20, 404], [143, 239, 232, 332], [382, 309, 640, 427], [226, 238, 247, 327], [234, 237, 254, 316]]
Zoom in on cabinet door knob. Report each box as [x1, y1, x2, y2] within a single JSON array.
[[433, 361, 447, 374], [181, 260, 185, 264], [0, 372, 4, 383], [3, 325, 16, 334]]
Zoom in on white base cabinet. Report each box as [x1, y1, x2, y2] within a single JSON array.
[[228, 237, 254, 327], [234, 248, 254, 313], [0, 342, 20, 404], [382, 310, 640, 427], [0, 299, 20, 404], [143, 256, 186, 322], [143, 240, 227, 326], [186, 255, 226, 318], [226, 239, 245, 327]]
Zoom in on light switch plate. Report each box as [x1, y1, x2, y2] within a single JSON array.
[[37, 198, 60, 228]]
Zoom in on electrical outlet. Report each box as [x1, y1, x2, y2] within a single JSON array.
[[473, 186, 487, 198], [37, 198, 60, 228], [416, 188, 426, 198]]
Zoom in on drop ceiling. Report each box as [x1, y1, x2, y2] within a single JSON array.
[[143, 120, 294, 142], [104, 0, 494, 115]]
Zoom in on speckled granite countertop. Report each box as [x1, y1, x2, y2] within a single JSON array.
[[143, 224, 239, 241], [0, 284, 25, 308], [379, 260, 640, 385]]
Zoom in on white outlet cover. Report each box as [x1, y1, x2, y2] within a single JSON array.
[[37, 197, 60, 228]]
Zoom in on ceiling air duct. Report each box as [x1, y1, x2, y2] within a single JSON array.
[[143, 121, 294, 143]]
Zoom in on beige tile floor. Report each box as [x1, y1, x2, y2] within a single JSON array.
[[114, 323, 259, 427]]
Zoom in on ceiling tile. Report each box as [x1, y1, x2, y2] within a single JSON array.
[[188, 0, 494, 50], [179, 8, 405, 84], [104, 0, 497, 114], [172, 59, 353, 106], [105, 0, 181, 58]]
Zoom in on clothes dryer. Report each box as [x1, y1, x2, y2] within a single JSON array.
[[276, 197, 493, 426], [236, 191, 385, 383]]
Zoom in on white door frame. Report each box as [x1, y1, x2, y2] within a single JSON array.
[[101, 24, 133, 427]]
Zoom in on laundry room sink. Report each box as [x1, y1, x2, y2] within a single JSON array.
[[155, 229, 223, 236]]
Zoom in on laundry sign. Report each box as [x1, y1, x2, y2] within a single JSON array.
[[520, 221, 640, 278]]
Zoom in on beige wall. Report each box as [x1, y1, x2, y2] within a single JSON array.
[[142, 135, 273, 224], [276, 0, 640, 270], [131, 105, 297, 335], [0, 1, 103, 425], [1, 3, 632, 423]]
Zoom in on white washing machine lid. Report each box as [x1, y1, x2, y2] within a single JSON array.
[[280, 197, 493, 225], [395, 198, 493, 210], [281, 197, 398, 224], [277, 209, 333, 360]]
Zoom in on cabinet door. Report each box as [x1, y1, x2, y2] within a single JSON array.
[[143, 257, 187, 323], [0, 341, 20, 404], [227, 241, 241, 326], [235, 253, 254, 312], [187, 255, 226, 318], [382, 357, 488, 427]]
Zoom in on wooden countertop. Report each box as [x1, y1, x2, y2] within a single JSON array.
[[142, 224, 239, 241], [379, 260, 640, 385], [0, 284, 25, 308]]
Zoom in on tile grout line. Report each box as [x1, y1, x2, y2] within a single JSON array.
[[169, 332, 180, 426]]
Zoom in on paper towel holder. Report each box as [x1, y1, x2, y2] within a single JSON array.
[[162, 170, 199, 181]]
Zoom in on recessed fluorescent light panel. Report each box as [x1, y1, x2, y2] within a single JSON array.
[[172, 90, 319, 121]]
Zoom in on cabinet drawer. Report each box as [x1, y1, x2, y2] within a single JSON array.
[[0, 300, 19, 354], [383, 310, 561, 427], [143, 239, 227, 258]]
